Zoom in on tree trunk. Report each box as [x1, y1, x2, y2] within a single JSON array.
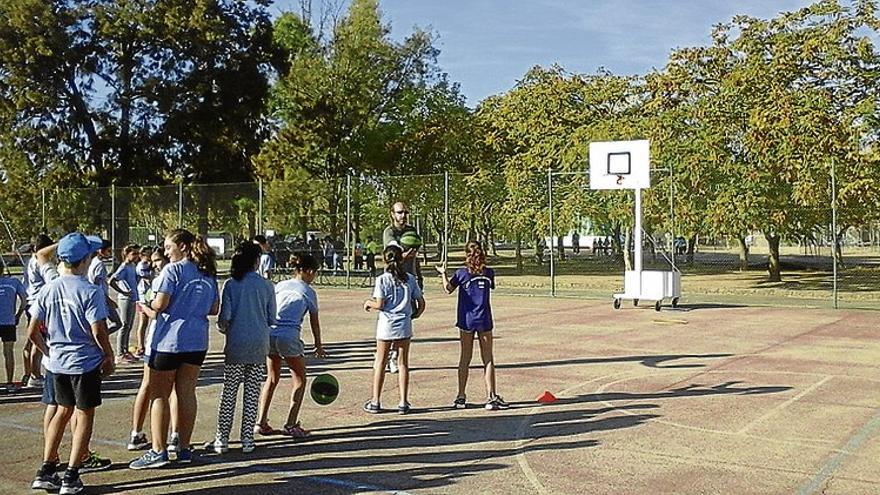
[[197, 186, 209, 239], [834, 226, 847, 269], [515, 233, 523, 274], [686, 234, 697, 264], [735, 236, 749, 271], [767, 234, 781, 282], [534, 236, 544, 266]]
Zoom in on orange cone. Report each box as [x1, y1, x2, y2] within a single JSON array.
[[536, 391, 557, 403]]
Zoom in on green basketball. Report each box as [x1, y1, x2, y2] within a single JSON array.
[[310, 373, 339, 406], [399, 231, 422, 250]]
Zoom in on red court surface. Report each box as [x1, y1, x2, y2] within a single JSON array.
[[1, 288, 878, 494]]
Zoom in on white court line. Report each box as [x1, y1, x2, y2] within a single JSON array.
[[737, 376, 833, 434], [796, 409, 880, 495]]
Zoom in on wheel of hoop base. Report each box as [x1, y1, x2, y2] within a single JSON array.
[[633, 298, 639, 307], [654, 301, 662, 312], [671, 297, 679, 308], [613, 298, 621, 310]]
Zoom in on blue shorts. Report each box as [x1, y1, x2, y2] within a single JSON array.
[[41, 370, 56, 406], [458, 327, 493, 333]]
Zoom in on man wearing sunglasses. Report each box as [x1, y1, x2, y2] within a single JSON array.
[[381, 201, 424, 374]]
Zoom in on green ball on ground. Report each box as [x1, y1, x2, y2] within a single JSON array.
[[310, 373, 339, 405]]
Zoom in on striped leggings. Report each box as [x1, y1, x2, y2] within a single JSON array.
[[216, 363, 266, 442]]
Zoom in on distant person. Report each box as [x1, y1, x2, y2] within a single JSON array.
[[253, 235, 275, 280], [0, 262, 26, 388], [365, 236, 381, 277], [571, 232, 580, 254], [382, 201, 423, 374], [23, 233, 56, 388]]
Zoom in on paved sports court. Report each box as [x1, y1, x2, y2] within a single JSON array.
[[1, 288, 878, 494]]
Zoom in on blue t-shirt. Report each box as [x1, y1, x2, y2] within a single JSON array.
[[150, 259, 219, 354], [258, 253, 275, 278], [218, 271, 276, 364], [450, 267, 495, 331], [26, 255, 59, 304], [31, 274, 108, 374], [111, 262, 139, 301], [272, 279, 317, 339], [87, 256, 108, 299], [0, 276, 26, 325]]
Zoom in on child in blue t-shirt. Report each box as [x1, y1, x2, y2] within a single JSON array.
[[363, 245, 425, 414], [210, 242, 276, 453], [436, 240, 508, 411], [0, 262, 26, 387], [256, 252, 326, 438], [109, 244, 140, 363]]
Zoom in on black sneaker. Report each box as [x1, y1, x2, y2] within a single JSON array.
[[362, 400, 381, 414], [60, 472, 83, 495], [31, 462, 61, 491], [485, 395, 510, 410], [397, 401, 411, 415], [176, 448, 194, 464], [79, 451, 112, 473], [453, 396, 466, 409], [127, 431, 149, 451]]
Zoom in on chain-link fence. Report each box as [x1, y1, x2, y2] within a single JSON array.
[[2, 174, 879, 310]]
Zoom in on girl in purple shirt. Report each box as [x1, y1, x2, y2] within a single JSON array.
[[437, 241, 508, 411]]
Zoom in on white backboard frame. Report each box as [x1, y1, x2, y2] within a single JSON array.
[[589, 140, 651, 190]]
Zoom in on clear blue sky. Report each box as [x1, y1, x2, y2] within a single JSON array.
[[271, 0, 814, 105]]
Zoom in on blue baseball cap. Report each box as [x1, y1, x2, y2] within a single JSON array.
[[86, 235, 104, 253], [58, 233, 103, 264]]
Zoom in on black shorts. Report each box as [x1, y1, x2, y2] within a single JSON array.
[[53, 366, 102, 410], [148, 351, 207, 371], [0, 325, 15, 342]]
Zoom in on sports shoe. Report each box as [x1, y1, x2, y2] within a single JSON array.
[[167, 432, 180, 453], [128, 449, 169, 470], [281, 423, 310, 438], [453, 396, 466, 409], [27, 375, 44, 388], [485, 395, 510, 411], [204, 438, 228, 454], [362, 400, 381, 414], [127, 431, 149, 451], [388, 349, 399, 374], [176, 448, 194, 464], [241, 440, 256, 453], [253, 423, 277, 436], [31, 462, 61, 490], [20, 373, 29, 388], [79, 451, 111, 473], [60, 471, 83, 494], [398, 401, 411, 415]]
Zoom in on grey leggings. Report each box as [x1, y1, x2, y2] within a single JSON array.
[[216, 363, 266, 443], [116, 297, 135, 355]]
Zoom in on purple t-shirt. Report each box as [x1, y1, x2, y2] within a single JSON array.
[[450, 267, 495, 331]]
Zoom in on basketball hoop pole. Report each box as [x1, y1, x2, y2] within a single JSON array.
[[634, 188, 643, 288]]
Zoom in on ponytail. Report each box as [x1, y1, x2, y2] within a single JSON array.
[[383, 245, 408, 283], [464, 240, 486, 275], [166, 228, 217, 277], [230, 241, 261, 281]]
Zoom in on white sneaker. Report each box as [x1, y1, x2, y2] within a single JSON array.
[[27, 376, 44, 388], [209, 438, 228, 454], [388, 349, 399, 374], [167, 433, 180, 453]]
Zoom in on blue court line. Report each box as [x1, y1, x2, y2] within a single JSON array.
[[796, 409, 880, 495]]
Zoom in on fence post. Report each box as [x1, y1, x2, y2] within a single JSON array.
[[41, 187, 46, 232], [258, 178, 264, 235], [111, 184, 116, 259], [444, 171, 449, 265], [548, 169, 555, 297], [832, 157, 838, 309], [346, 174, 351, 289], [177, 181, 183, 228]]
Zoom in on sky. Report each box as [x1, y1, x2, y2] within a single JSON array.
[[272, 0, 815, 105]]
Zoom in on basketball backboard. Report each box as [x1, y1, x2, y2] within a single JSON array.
[[589, 140, 650, 190]]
